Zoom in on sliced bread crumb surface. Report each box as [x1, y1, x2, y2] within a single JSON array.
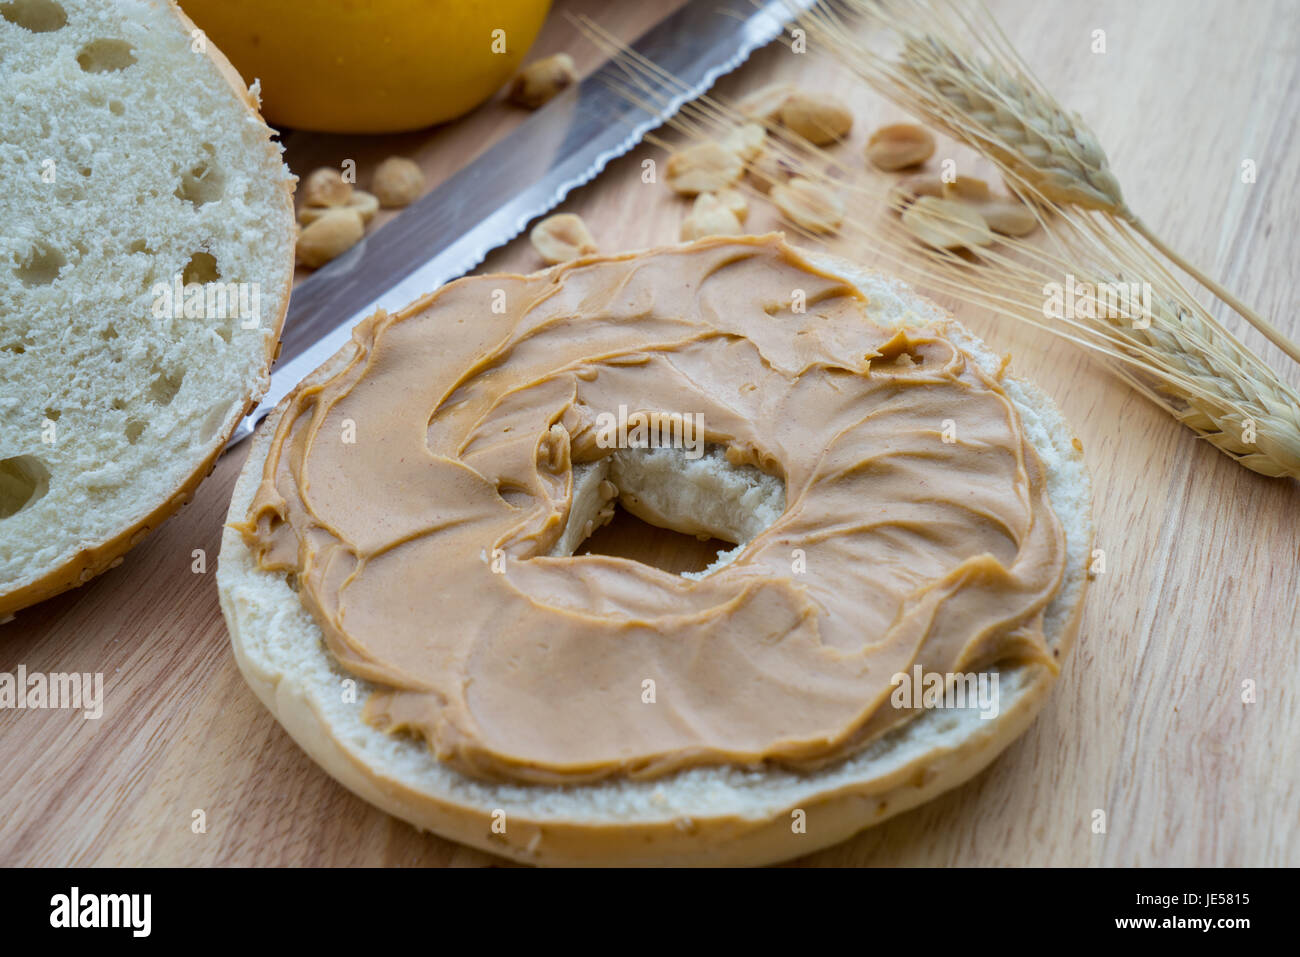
[[0, 0, 295, 613]]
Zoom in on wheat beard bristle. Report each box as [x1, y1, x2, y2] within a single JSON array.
[[806, 3, 1300, 480], [896, 30, 1300, 478], [580, 3, 1300, 481]]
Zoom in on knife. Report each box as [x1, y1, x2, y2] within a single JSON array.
[[227, 0, 813, 448]]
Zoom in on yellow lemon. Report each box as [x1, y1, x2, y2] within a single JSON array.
[[180, 0, 553, 133]]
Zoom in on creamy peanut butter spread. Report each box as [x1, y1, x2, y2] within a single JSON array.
[[238, 235, 1066, 784]]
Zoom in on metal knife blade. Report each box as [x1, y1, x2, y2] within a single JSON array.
[[227, 0, 810, 448]]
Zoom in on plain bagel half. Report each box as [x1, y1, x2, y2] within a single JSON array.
[[216, 240, 1092, 866], [0, 0, 294, 616]]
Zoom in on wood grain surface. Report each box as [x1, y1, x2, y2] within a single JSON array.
[[3, 0, 1298, 867]]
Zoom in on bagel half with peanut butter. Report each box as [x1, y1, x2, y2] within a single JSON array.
[[0, 0, 294, 616], [217, 235, 1091, 866]]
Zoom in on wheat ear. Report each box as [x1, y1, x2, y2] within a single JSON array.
[[802, 0, 1300, 367]]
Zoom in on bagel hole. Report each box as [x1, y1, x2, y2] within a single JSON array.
[[555, 445, 785, 577], [580, 510, 735, 575]]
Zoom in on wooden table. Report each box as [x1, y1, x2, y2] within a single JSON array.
[[3, 0, 1297, 867]]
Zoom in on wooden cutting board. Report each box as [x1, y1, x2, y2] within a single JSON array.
[[3, 0, 1297, 867]]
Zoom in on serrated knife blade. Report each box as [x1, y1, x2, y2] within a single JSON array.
[[227, 0, 812, 448]]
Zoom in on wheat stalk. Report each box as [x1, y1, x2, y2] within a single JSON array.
[[801, 0, 1300, 366], [801, 0, 1300, 477]]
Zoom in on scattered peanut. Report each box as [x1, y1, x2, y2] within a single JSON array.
[[866, 123, 936, 170], [299, 190, 379, 225], [297, 208, 365, 268], [665, 142, 744, 195], [748, 147, 793, 195], [779, 91, 853, 145], [938, 175, 1037, 235], [372, 156, 426, 208], [900, 196, 992, 249], [508, 53, 577, 109], [975, 199, 1038, 236], [531, 213, 597, 264], [681, 192, 745, 240], [712, 187, 749, 223], [770, 177, 844, 233], [736, 82, 796, 123], [888, 173, 944, 208], [941, 175, 991, 202], [722, 122, 766, 161], [300, 167, 351, 208]]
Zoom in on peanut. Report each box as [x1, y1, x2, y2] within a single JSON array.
[[939, 176, 1038, 236], [900, 196, 992, 250], [779, 91, 853, 145], [770, 177, 844, 233], [508, 53, 577, 109], [681, 192, 744, 240], [300, 167, 351, 208], [665, 142, 744, 195], [372, 156, 425, 208], [531, 213, 597, 264], [748, 148, 794, 195], [722, 122, 766, 161], [888, 173, 944, 208], [941, 175, 991, 202], [736, 82, 796, 123], [299, 190, 379, 225], [297, 208, 365, 268], [712, 187, 749, 223], [865, 123, 936, 171], [976, 199, 1038, 236]]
